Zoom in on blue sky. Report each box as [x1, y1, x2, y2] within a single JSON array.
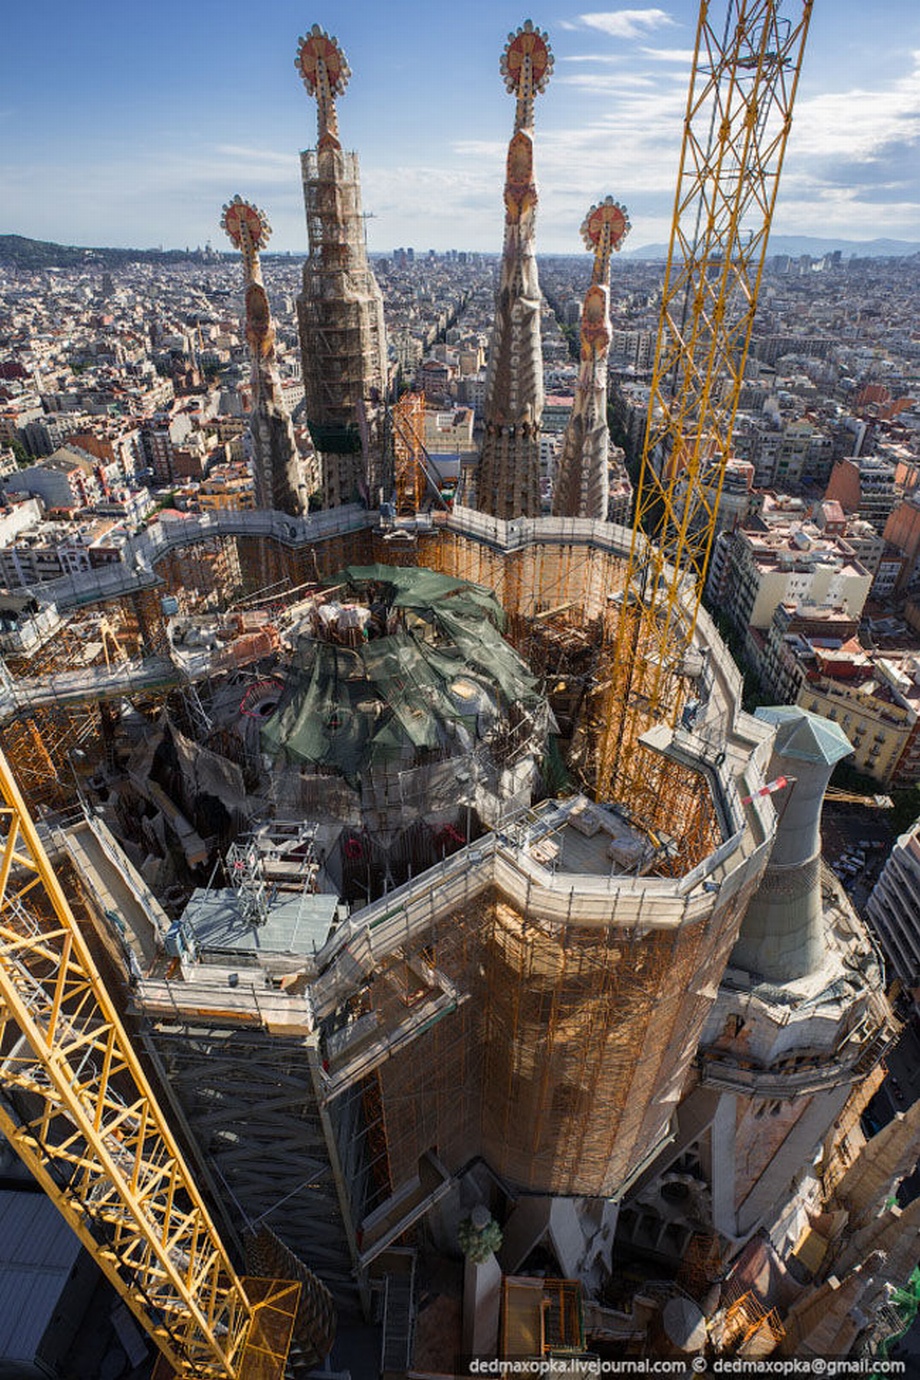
[[2, 2, 919, 255]]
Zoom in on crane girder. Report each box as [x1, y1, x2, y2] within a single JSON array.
[[597, 0, 813, 812]]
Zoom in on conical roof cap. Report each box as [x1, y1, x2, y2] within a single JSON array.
[[755, 706, 853, 768]]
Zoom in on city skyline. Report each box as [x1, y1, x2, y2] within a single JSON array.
[[3, 1, 920, 257]]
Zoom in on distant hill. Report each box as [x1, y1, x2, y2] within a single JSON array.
[[627, 235, 920, 261], [0, 234, 226, 269]]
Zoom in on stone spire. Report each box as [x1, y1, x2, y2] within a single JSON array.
[[552, 198, 630, 520], [474, 21, 552, 520], [220, 196, 307, 515], [294, 26, 388, 510], [295, 22, 349, 152], [833, 1098, 920, 1227], [779, 1258, 881, 1358], [731, 707, 853, 982], [834, 1195, 920, 1283]]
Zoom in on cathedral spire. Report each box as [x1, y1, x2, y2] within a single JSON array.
[[295, 25, 350, 152], [474, 22, 552, 521], [293, 27, 388, 510], [552, 197, 630, 520], [221, 195, 307, 515]]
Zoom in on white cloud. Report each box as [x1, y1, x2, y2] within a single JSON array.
[[770, 47, 920, 241], [789, 55, 920, 165], [773, 185, 920, 241], [559, 54, 625, 63], [637, 47, 696, 63], [214, 145, 300, 171], [450, 140, 506, 160], [575, 10, 678, 40], [554, 72, 658, 90], [9, 27, 920, 257]]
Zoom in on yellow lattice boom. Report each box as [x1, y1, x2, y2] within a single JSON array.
[[598, 1, 813, 807], [0, 747, 299, 1378]]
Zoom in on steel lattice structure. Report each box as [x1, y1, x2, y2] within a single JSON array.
[[393, 392, 426, 516], [0, 747, 299, 1378], [597, 0, 814, 807]]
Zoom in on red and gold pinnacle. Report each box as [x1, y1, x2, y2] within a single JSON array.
[[295, 26, 351, 151]]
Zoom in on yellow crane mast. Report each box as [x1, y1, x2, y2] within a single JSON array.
[[597, 0, 813, 815], [825, 788, 894, 809], [0, 748, 301, 1378]]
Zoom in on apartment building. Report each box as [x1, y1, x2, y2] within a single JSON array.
[[198, 463, 256, 513], [0, 398, 44, 446], [866, 821, 920, 999], [798, 655, 917, 787], [759, 603, 859, 704], [424, 408, 475, 456], [141, 409, 195, 484], [826, 456, 899, 531], [0, 517, 129, 588], [883, 494, 920, 593], [4, 449, 103, 510], [723, 522, 872, 639], [732, 415, 834, 490]]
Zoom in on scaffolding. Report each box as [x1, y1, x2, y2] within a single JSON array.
[[677, 1231, 723, 1301], [475, 23, 552, 521], [390, 392, 448, 516], [0, 500, 773, 1330], [501, 1276, 584, 1358], [307, 786, 768, 1205], [296, 135, 388, 508], [720, 1292, 786, 1357], [0, 703, 102, 813], [421, 514, 722, 866]]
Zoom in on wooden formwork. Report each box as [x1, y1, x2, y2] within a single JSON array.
[[155, 536, 243, 610], [369, 861, 762, 1202], [423, 526, 626, 633], [374, 890, 486, 1191]]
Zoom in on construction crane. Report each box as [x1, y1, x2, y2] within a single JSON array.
[[0, 747, 305, 1378], [825, 787, 894, 810], [390, 390, 450, 514], [393, 391, 427, 515], [596, 0, 814, 821]]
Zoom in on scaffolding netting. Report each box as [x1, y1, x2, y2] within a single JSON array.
[[260, 566, 542, 785]]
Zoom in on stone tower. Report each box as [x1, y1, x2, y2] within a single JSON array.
[[732, 705, 855, 981], [220, 196, 307, 515], [474, 21, 552, 520], [294, 26, 388, 510], [552, 197, 630, 521]]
